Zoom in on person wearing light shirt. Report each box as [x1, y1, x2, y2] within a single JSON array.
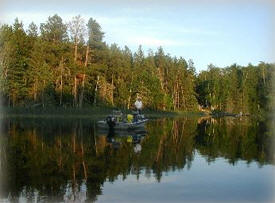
[[134, 98, 143, 114]]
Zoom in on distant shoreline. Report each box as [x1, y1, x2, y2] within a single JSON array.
[[0, 106, 266, 120], [0, 106, 203, 119]]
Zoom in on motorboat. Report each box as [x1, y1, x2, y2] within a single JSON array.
[[97, 110, 148, 130]]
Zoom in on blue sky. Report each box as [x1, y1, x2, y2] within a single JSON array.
[[1, 0, 274, 72]]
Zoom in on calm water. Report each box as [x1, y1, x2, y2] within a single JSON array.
[[0, 116, 274, 202]]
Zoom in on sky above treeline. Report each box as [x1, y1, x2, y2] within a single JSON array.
[[0, 0, 274, 71]]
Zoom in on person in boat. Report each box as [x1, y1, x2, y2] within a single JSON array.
[[134, 97, 143, 114]]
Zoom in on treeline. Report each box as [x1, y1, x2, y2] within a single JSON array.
[[0, 15, 273, 114], [196, 63, 273, 114]]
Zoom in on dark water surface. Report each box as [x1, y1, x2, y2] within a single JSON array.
[[0, 116, 274, 202]]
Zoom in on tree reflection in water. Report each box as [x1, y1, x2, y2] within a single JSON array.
[[0, 116, 273, 202]]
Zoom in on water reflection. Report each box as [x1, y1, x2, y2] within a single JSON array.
[[97, 128, 147, 151], [0, 116, 273, 202]]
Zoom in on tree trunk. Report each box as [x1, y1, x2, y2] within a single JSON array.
[[79, 48, 88, 108], [181, 87, 186, 110], [84, 45, 89, 67], [42, 80, 46, 108], [127, 73, 133, 109], [94, 75, 99, 105], [177, 82, 180, 109], [74, 40, 78, 62], [73, 76, 77, 107], [157, 68, 164, 90], [111, 73, 114, 106], [127, 88, 132, 109], [60, 75, 63, 106], [34, 78, 37, 102], [60, 56, 64, 106], [78, 46, 88, 108], [173, 85, 176, 111], [157, 68, 166, 110], [79, 76, 85, 108]]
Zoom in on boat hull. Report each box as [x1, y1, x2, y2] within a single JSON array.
[[97, 119, 148, 130]]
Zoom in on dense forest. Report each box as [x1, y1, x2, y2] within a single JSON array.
[[0, 14, 273, 114]]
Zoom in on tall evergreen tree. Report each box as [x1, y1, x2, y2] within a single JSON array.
[[40, 14, 68, 42]]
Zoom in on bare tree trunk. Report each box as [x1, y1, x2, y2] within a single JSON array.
[[34, 78, 37, 102], [173, 77, 179, 111], [60, 56, 64, 106], [111, 73, 114, 106], [173, 86, 176, 111], [176, 79, 179, 109], [74, 39, 78, 62], [157, 68, 164, 90], [241, 91, 244, 112], [127, 88, 132, 109], [93, 75, 99, 105], [42, 80, 46, 108], [84, 46, 89, 67], [77, 47, 89, 108], [157, 68, 166, 110], [178, 92, 180, 109], [181, 87, 186, 110], [127, 73, 133, 109], [79, 77, 85, 108], [60, 75, 63, 106]]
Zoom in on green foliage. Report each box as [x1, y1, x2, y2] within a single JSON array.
[[40, 14, 68, 42], [196, 63, 273, 115], [0, 15, 273, 114], [87, 18, 105, 50]]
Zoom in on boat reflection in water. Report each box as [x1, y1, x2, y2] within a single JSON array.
[[97, 128, 147, 152]]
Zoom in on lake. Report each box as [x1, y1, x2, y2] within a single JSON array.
[[0, 116, 274, 202]]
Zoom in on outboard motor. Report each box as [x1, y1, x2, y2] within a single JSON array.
[[107, 129, 115, 143], [106, 115, 116, 128]]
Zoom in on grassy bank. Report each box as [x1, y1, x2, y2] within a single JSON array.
[[1, 106, 113, 119], [0, 106, 204, 119]]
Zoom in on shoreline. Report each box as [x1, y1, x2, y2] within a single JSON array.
[[0, 106, 204, 119], [0, 106, 265, 120]]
